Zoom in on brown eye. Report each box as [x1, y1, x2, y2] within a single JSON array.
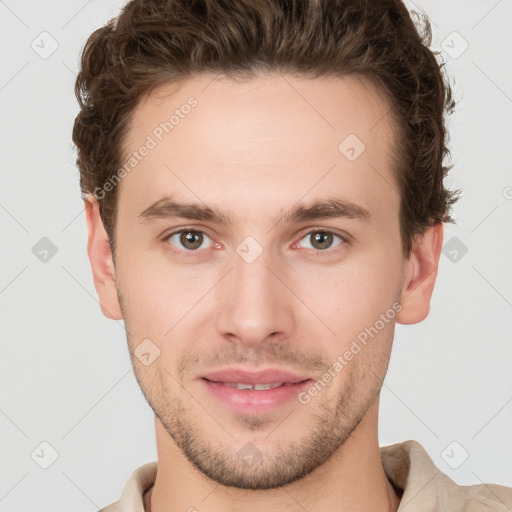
[[166, 230, 212, 251], [311, 232, 333, 250], [180, 231, 203, 250], [298, 231, 344, 252]]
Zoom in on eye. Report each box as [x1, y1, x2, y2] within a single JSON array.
[[297, 230, 345, 252], [165, 229, 214, 252]]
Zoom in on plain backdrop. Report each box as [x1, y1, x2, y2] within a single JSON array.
[[0, 0, 511, 510]]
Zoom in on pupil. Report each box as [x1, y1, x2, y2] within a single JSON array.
[[313, 232, 332, 250], [181, 231, 202, 250]]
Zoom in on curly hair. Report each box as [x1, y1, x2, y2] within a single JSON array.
[[72, 0, 459, 259]]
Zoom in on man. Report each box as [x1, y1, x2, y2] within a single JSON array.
[[72, 0, 512, 511]]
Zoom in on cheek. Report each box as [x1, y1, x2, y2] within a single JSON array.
[[319, 246, 401, 292], [288, 252, 402, 343], [116, 254, 184, 339]]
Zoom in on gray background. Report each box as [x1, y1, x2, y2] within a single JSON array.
[[1, 0, 511, 510]]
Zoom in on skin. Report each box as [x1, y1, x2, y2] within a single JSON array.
[[85, 73, 443, 512]]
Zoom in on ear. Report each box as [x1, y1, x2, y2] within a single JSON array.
[[396, 223, 444, 325], [84, 195, 123, 320]]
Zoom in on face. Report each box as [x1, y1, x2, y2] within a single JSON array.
[[86, 72, 441, 490]]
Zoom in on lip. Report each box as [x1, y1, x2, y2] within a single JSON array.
[[200, 367, 311, 385], [200, 378, 312, 414]]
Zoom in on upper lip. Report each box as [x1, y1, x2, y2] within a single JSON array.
[[201, 367, 311, 385]]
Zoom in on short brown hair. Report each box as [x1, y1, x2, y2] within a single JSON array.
[[72, 0, 459, 259]]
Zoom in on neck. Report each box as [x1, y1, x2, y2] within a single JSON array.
[[145, 400, 401, 512]]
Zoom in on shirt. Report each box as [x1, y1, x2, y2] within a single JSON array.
[[99, 439, 512, 511]]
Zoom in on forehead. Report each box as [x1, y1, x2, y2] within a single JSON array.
[[119, 73, 399, 224]]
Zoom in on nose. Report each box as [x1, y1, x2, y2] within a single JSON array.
[[215, 248, 295, 350]]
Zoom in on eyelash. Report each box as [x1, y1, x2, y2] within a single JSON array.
[[162, 228, 348, 257]]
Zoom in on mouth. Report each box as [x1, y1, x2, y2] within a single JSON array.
[[199, 376, 312, 414], [200, 367, 312, 386], [202, 379, 308, 390]]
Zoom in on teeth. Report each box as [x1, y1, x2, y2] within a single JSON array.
[[253, 382, 283, 390], [222, 382, 284, 390]]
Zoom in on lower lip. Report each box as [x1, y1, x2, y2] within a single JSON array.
[[200, 379, 312, 414]]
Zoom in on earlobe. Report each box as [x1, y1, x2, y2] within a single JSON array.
[[396, 223, 444, 325], [84, 195, 123, 321]]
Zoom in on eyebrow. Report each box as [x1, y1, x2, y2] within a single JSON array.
[[137, 196, 370, 227]]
